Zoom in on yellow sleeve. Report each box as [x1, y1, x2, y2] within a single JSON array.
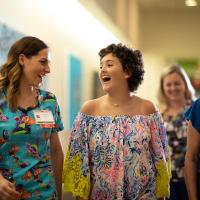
[[155, 157, 171, 198], [63, 146, 90, 199], [62, 113, 90, 199], [149, 113, 171, 198]]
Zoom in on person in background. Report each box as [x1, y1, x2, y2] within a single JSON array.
[[63, 43, 170, 200], [157, 64, 196, 200], [184, 97, 200, 200], [0, 36, 64, 200]]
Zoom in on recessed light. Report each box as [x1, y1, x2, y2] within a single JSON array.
[[185, 0, 198, 6]]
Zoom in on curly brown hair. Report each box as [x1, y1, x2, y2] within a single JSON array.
[[0, 36, 48, 110], [99, 43, 145, 92]]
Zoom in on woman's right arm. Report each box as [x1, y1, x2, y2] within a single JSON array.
[[184, 121, 200, 200], [0, 173, 21, 200]]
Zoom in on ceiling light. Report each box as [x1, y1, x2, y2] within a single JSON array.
[[185, 0, 198, 6]]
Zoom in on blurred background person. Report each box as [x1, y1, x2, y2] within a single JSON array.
[[184, 97, 200, 200], [157, 64, 196, 200]]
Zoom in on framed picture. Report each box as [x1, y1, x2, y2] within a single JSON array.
[[0, 22, 24, 65], [68, 54, 83, 129], [92, 71, 105, 99], [177, 59, 200, 96]]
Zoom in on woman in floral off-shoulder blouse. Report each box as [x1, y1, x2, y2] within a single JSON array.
[[63, 43, 170, 200]]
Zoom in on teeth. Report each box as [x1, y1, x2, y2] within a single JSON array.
[[102, 75, 110, 79], [39, 74, 45, 78]]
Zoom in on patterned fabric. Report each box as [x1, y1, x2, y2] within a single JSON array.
[[162, 107, 189, 181], [63, 112, 170, 200], [0, 90, 64, 200]]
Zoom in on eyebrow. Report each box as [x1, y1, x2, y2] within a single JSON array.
[[100, 59, 114, 65], [39, 58, 49, 61]]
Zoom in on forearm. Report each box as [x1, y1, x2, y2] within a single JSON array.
[[184, 159, 198, 200], [51, 148, 64, 200]]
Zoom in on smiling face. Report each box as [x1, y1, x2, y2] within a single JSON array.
[[99, 53, 130, 93], [163, 72, 186, 103], [19, 48, 50, 87]]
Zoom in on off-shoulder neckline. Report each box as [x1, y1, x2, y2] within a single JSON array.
[[79, 111, 161, 119]]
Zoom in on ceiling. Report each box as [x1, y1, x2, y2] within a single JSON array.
[[92, 0, 200, 14], [139, 0, 200, 12]]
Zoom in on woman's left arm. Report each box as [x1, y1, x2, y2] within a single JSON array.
[[149, 113, 170, 199], [50, 133, 64, 200]]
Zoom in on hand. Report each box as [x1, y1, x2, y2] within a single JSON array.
[[0, 176, 21, 200]]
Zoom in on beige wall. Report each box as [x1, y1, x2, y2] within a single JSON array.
[[1, 0, 185, 152], [140, 11, 200, 58], [0, 0, 127, 153]]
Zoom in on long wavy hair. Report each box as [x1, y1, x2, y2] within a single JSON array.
[[157, 64, 196, 111], [0, 36, 48, 111]]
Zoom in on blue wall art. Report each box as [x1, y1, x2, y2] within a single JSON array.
[[68, 54, 83, 129]]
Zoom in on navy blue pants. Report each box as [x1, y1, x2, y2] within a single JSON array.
[[167, 180, 189, 200]]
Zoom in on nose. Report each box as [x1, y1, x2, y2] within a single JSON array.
[[170, 84, 177, 90], [45, 65, 50, 74], [100, 64, 107, 72]]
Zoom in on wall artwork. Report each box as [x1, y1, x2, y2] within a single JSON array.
[[177, 59, 200, 96], [92, 71, 105, 99], [68, 54, 83, 129], [0, 22, 24, 65]]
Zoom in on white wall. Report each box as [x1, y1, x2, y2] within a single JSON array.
[[1, 0, 176, 153], [136, 53, 165, 104], [0, 0, 128, 153]]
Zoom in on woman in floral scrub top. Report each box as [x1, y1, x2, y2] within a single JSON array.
[[0, 37, 64, 200], [157, 64, 196, 200], [63, 43, 170, 200]]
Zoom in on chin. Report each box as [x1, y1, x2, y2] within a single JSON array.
[[33, 82, 42, 88], [102, 86, 111, 93]]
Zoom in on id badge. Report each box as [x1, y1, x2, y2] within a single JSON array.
[[33, 110, 55, 125]]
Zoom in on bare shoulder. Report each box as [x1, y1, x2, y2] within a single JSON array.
[[80, 97, 103, 115], [80, 99, 96, 115], [134, 96, 157, 115], [142, 98, 157, 115]]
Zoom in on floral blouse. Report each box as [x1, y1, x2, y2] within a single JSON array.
[[63, 112, 170, 200], [162, 107, 189, 181], [0, 90, 64, 200]]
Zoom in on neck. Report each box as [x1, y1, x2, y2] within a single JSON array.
[[106, 92, 132, 107], [18, 77, 40, 96], [166, 99, 186, 115], [18, 84, 38, 97], [16, 83, 39, 107]]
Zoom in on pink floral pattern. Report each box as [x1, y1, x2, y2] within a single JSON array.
[[64, 112, 170, 200]]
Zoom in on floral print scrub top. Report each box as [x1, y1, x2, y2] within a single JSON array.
[[0, 90, 64, 200], [162, 107, 189, 181], [63, 112, 170, 200]]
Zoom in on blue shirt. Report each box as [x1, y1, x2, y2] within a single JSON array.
[[185, 98, 200, 134], [185, 98, 200, 193], [0, 89, 64, 200]]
